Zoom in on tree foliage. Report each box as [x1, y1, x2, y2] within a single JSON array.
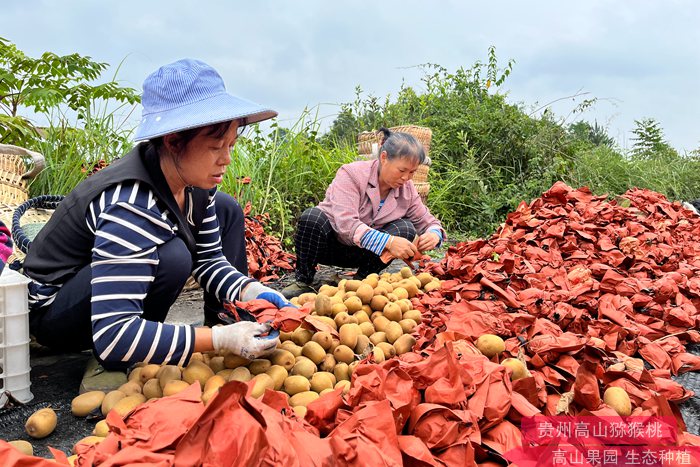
[[0, 36, 140, 146], [630, 118, 677, 159], [568, 120, 614, 148]]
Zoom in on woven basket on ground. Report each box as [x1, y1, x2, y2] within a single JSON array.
[[10, 195, 64, 260], [357, 125, 433, 202], [1, 145, 44, 205], [415, 182, 430, 203], [0, 144, 49, 264]]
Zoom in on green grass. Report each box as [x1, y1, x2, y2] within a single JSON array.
[[564, 145, 700, 202], [222, 110, 357, 245], [28, 100, 135, 196]]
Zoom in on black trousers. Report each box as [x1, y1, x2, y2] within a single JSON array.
[[294, 207, 416, 283], [29, 192, 247, 354]]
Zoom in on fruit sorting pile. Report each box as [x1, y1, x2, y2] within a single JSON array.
[[4, 181, 700, 465], [413, 182, 700, 461], [2, 269, 453, 465]]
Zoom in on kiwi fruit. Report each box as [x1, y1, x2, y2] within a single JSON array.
[[475, 334, 506, 358], [71, 391, 105, 417], [393, 334, 417, 355], [289, 391, 320, 407], [502, 358, 529, 381], [603, 387, 632, 416], [7, 440, 33, 456], [25, 407, 57, 439], [283, 375, 312, 396], [162, 380, 191, 397]]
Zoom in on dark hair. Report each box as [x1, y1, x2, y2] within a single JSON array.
[[377, 127, 426, 164], [150, 120, 234, 155]]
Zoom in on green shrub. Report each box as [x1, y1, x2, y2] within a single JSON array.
[[321, 49, 696, 239]]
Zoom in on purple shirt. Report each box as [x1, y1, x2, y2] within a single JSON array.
[[317, 159, 444, 246]]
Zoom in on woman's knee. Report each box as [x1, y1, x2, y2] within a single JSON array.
[[156, 237, 193, 285], [297, 207, 331, 234], [144, 237, 192, 322], [383, 218, 416, 240], [299, 207, 325, 223]]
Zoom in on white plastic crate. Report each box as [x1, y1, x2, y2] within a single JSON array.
[[0, 267, 33, 405]]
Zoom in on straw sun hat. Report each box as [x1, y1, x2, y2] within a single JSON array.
[[133, 58, 277, 142]]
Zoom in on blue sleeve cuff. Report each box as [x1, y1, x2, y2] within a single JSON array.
[[360, 229, 391, 255]]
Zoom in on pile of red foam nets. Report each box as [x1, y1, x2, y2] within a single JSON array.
[[5, 182, 700, 466], [241, 202, 295, 283]]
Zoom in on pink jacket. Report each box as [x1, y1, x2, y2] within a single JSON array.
[[317, 159, 444, 246]]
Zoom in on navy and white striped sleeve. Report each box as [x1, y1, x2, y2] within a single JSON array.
[[191, 190, 254, 302], [88, 181, 195, 366]]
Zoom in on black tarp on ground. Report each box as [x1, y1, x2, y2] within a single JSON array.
[[0, 348, 93, 459], [673, 343, 700, 436]]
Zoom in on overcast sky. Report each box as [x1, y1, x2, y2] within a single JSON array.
[[3, 0, 699, 152]]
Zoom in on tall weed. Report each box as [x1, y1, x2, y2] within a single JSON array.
[[28, 97, 136, 196], [565, 146, 700, 202]]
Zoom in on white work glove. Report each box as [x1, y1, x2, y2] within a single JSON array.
[[211, 321, 279, 359], [241, 281, 296, 309]]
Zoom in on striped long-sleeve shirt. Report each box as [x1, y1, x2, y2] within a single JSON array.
[[28, 181, 253, 366]]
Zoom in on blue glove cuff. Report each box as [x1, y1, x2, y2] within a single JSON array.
[[258, 291, 295, 309]]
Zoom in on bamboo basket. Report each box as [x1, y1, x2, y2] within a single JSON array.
[[0, 145, 48, 264], [1, 208, 54, 264], [415, 182, 430, 204], [1, 204, 55, 264], [414, 164, 430, 185], [0, 153, 30, 205]]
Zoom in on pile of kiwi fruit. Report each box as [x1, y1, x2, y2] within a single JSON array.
[[12, 268, 441, 462]]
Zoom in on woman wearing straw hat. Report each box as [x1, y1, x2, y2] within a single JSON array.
[[282, 127, 445, 298], [23, 59, 291, 392]]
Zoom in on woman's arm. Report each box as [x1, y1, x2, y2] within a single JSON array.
[[194, 327, 214, 352], [190, 190, 255, 302], [88, 183, 196, 366], [404, 182, 445, 250], [319, 165, 371, 245]]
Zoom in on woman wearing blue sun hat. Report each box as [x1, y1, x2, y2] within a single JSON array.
[[22, 59, 291, 392]]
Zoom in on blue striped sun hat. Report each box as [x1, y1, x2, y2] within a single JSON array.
[[133, 58, 277, 142]]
